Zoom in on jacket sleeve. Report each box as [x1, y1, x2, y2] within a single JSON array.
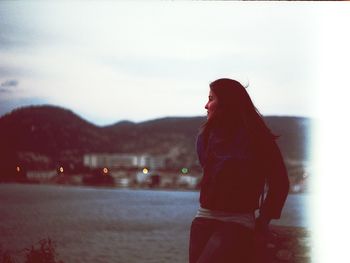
[[259, 139, 290, 220]]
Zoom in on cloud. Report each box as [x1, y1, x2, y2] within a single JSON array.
[[0, 79, 18, 92], [1, 79, 18, 87]]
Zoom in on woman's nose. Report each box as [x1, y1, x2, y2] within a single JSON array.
[[205, 102, 208, 109]]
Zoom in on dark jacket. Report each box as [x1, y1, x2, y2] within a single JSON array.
[[197, 126, 289, 220]]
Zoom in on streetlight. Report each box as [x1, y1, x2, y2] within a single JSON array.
[[181, 167, 189, 175]]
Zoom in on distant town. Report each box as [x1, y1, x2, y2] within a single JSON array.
[[8, 152, 201, 189], [5, 152, 310, 194]]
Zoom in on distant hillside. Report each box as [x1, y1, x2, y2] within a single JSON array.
[[264, 116, 311, 164], [0, 105, 110, 154], [0, 105, 312, 175]]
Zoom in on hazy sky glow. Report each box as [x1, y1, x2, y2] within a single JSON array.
[[0, 2, 348, 125]]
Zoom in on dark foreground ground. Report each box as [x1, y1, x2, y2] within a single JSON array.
[[266, 225, 310, 263], [1, 226, 310, 263]]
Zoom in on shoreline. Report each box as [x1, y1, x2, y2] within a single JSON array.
[[0, 181, 310, 194]]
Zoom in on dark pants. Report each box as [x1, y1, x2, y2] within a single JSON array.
[[189, 217, 255, 263]]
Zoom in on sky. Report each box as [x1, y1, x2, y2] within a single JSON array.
[[1, 1, 343, 126]]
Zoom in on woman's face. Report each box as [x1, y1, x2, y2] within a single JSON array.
[[205, 89, 219, 120]]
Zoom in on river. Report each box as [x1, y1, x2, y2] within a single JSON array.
[[0, 184, 309, 263]]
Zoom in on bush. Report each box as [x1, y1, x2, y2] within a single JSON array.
[[0, 238, 63, 263], [25, 238, 63, 263]]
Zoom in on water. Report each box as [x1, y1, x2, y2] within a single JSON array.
[[0, 184, 309, 263]]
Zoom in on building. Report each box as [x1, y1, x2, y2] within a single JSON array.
[[26, 170, 57, 181], [83, 153, 165, 170]]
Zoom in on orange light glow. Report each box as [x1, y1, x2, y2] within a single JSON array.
[[142, 168, 149, 174], [16, 166, 20, 172], [59, 167, 64, 173], [103, 168, 108, 174]]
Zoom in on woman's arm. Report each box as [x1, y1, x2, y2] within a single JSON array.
[[258, 139, 290, 223]]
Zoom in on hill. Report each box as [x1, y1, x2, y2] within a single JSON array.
[[0, 105, 312, 176]]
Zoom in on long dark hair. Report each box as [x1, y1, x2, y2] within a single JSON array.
[[200, 78, 277, 143]]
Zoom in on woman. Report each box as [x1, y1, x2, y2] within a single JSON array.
[[189, 78, 290, 263]]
